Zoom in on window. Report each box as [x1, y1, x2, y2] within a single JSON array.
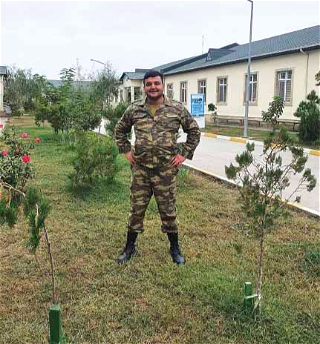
[[276, 70, 292, 103], [244, 73, 258, 104], [217, 77, 227, 103], [180, 82, 187, 103], [167, 83, 173, 99], [198, 79, 207, 103], [134, 87, 141, 101]]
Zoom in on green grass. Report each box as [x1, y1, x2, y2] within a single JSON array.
[[203, 125, 320, 150], [0, 116, 319, 344]]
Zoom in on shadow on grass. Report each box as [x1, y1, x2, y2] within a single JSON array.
[[66, 176, 129, 203]]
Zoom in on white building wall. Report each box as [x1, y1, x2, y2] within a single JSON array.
[[0, 76, 4, 112], [119, 78, 143, 103], [164, 49, 320, 119]]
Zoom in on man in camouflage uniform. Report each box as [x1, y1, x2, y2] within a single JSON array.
[[115, 70, 200, 264]]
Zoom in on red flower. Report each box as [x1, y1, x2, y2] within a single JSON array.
[[21, 132, 29, 138], [21, 155, 31, 163], [1, 151, 8, 157], [35, 137, 41, 143], [0, 124, 3, 129]]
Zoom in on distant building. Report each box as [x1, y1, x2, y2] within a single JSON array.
[[47, 79, 92, 88], [0, 66, 7, 115], [118, 69, 150, 103], [116, 25, 320, 120]]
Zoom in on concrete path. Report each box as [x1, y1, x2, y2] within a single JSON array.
[[179, 133, 319, 216], [98, 119, 320, 216], [0, 117, 7, 127]]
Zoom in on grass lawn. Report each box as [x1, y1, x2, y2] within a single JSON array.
[[202, 125, 320, 150], [0, 116, 319, 344]]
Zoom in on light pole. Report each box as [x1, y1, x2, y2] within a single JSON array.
[[90, 58, 107, 68], [90, 58, 109, 114], [244, 0, 253, 138]]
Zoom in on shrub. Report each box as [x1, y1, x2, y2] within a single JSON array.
[[69, 88, 102, 131], [69, 132, 119, 188], [103, 103, 129, 137], [294, 90, 320, 144], [0, 126, 34, 189], [208, 103, 217, 112]]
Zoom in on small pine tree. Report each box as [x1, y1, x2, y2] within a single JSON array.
[[294, 90, 320, 144], [225, 96, 317, 319], [103, 103, 129, 137]]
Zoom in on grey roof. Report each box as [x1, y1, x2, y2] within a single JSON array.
[[153, 53, 208, 73], [48, 80, 92, 88], [0, 66, 7, 75], [48, 79, 62, 87], [206, 48, 234, 61], [119, 54, 209, 81], [135, 68, 150, 73], [165, 25, 320, 75], [120, 72, 146, 81]]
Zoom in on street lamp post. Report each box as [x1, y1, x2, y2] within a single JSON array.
[[90, 58, 109, 122], [90, 58, 107, 67], [244, 0, 253, 138]]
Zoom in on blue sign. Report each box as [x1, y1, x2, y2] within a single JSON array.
[[190, 94, 204, 117]]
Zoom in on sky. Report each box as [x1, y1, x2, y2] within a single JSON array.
[[0, 0, 319, 80]]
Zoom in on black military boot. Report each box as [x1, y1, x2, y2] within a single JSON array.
[[167, 233, 186, 265], [118, 232, 138, 264]]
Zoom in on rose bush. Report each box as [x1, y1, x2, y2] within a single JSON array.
[[0, 126, 34, 189]]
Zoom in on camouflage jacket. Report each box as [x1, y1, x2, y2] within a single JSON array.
[[115, 96, 201, 168]]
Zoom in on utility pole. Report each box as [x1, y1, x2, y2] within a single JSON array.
[[244, 0, 253, 138]]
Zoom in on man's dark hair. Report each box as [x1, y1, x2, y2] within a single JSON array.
[[143, 70, 164, 85]]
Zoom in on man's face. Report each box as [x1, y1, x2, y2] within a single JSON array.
[[143, 76, 164, 101]]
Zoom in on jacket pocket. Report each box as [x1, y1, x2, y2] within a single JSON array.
[[163, 113, 180, 130]]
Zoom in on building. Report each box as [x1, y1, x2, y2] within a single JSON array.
[[0, 66, 7, 116], [118, 69, 149, 103], [117, 25, 320, 120]]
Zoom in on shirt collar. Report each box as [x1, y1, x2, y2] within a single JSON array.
[[137, 95, 173, 108]]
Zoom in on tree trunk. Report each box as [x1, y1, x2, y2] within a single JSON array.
[[43, 226, 57, 304], [256, 227, 265, 319]]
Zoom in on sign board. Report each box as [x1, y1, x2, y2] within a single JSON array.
[[190, 93, 205, 128]]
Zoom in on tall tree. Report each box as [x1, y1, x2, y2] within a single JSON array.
[[91, 62, 120, 108]]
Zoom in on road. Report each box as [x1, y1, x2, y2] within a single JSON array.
[[99, 119, 320, 215], [180, 133, 319, 215]]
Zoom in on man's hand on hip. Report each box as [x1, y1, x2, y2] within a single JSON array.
[[170, 154, 186, 168], [125, 151, 135, 166]]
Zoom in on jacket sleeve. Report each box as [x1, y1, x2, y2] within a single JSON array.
[[114, 106, 133, 154], [179, 107, 201, 160]]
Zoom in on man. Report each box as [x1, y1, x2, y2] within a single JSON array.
[[115, 70, 200, 265]]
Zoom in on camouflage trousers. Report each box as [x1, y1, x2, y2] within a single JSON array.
[[128, 163, 178, 234]]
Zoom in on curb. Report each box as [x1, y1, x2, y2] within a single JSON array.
[[203, 132, 320, 156], [183, 162, 320, 218]]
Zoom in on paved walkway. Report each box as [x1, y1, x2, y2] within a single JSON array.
[[0, 117, 8, 127], [180, 132, 319, 216], [96, 119, 319, 216]]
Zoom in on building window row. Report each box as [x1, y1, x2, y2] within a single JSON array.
[[167, 83, 173, 99], [244, 73, 258, 104], [169, 69, 293, 106], [277, 70, 292, 103], [218, 77, 227, 103], [198, 79, 207, 103], [180, 81, 187, 104]]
